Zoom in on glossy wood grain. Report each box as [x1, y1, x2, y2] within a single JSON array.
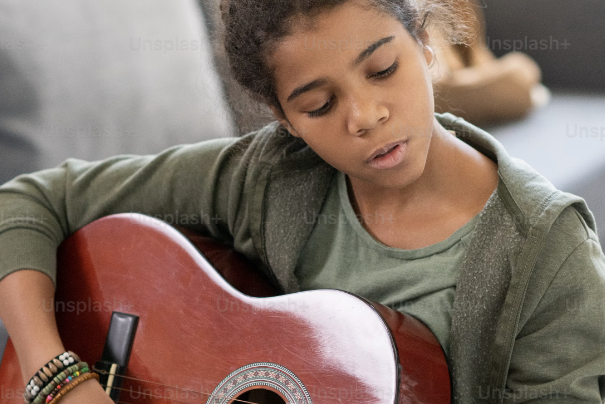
[[0, 214, 450, 403]]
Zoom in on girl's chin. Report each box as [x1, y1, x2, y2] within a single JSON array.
[[350, 165, 425, 191]]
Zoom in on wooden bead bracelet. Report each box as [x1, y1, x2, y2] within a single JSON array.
[[43, 368, 90, 403], [47, 372, 99, 404]]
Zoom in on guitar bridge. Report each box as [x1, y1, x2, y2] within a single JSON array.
[[95, 311, 139, 402]]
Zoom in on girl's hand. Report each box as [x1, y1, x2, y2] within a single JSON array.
[[0, 270, 113, 404]]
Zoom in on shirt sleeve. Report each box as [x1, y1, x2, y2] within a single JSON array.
[[504, 208, 605, 403], [0, 135, 257, 286]]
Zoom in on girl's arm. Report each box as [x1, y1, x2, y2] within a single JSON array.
[[0, 132, 263, 402], [505, 208, 605, 403], [0, 136, 245, 285], [0, 270, 113, 404]]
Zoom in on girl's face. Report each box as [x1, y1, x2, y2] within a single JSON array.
[[268, 0, 435, 191]]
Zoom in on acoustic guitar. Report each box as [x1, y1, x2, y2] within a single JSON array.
[[0, 214, 450, 403]]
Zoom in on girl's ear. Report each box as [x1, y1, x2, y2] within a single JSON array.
[[269, 105, 303, 138], [418, 29, 434, 67]]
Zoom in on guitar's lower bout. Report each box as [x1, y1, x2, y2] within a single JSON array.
[[0, 214, 450, 404]]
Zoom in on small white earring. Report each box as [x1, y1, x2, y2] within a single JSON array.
[[425, 45, 435, 69]]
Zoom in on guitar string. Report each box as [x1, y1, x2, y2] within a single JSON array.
[[101, 384, 215, 404], [97, 383, 257, 404], [96, 382, 259, 404], [93, 367, 260, 404]]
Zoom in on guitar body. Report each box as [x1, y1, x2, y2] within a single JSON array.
[[0, 214, 450, 403]]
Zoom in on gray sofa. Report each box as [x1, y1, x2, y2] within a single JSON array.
[[0, 0, 235, 184]]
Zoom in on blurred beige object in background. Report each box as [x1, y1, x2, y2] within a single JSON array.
[[431, 0, 551, 126]]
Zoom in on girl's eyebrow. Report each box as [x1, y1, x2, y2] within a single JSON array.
[[286, 35, 395, 103], [353, 35, 395, 67]]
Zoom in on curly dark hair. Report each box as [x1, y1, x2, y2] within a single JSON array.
[[214, 0, 474, 131]]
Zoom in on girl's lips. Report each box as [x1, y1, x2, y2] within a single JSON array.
[[367, 141, 408, 170], [367, 140, 404, 162]]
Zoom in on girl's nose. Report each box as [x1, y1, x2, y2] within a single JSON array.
[[346, 91, 389, 136]]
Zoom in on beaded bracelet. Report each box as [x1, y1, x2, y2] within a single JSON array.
[[47, 372, 99, 404], [31, 363, 87, 404], [27, 362, 86, 404], [24, 352, 81, 403], [31, 364, 89, 404], [43, 368, 91, 403], [44, 367, 90, 400]]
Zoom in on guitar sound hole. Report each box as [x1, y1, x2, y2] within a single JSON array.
[[233, 388, 286, 404]]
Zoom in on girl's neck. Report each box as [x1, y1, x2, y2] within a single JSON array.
[[346, 120, 499, 222], [347, 122, 458, 210], [345, 120, 499, 249]]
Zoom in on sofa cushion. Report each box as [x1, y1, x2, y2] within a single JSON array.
[[0, 0, 234, 182]]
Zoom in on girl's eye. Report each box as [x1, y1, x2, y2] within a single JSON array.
[[307, 96, 335, 118], [371, 60, 399, 79], [306, 60, 399, 118]]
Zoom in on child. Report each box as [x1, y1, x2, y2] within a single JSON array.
[[1, 0, 604, 403]]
